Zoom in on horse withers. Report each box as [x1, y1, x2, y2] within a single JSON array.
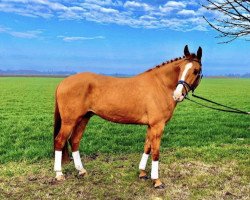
[[53, 45, 203, 188]]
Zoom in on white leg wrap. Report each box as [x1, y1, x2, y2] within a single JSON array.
[[151, 161, 159, 179], [54, 150, 62, 172], [72, 151, 83, 171], [139, 153, 149, 170], [56, 171, 63, 177]]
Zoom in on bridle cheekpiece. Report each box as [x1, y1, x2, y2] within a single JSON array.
[[176, 59, 203, 98]]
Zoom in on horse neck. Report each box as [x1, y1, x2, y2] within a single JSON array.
[[148, 60, 182, 91]]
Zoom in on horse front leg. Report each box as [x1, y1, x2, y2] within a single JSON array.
[[149, 122, 165, 189]]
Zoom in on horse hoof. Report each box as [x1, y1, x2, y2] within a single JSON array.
[[139, 175, 149, 180], [77, 173, 86, 179], [154, 183, 165, 189], [55, 175, 66, 181], [77, 169, 87, 178]]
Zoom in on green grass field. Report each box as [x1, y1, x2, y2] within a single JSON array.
[[0, 77, 249, 199]]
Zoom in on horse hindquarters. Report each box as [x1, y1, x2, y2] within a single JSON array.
[[53, 78, 92, 180]]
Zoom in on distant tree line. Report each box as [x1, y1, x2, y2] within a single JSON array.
[[0, 69, 76, 76]]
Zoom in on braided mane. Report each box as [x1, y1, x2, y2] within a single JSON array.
[[146, 53, 197, 73]]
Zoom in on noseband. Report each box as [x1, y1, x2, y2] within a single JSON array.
[[177, 59, 203, 97], [177, 80, 193, 95]]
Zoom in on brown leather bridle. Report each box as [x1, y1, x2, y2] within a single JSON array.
[[176, 59, 203, 97]]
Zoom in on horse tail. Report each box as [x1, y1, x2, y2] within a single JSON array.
[[54, 95, 61, 150], [53, 90, 70, 162]]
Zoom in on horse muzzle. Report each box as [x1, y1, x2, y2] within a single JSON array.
[[172, 91, 185, 102]]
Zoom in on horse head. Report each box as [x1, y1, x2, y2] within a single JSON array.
[[173, 45, 203, 102]]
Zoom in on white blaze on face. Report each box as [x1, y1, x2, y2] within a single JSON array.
[[173, 63, 193, 102]]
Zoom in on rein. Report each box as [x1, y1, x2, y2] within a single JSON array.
[[185, 93, 250, 115], [175, 58, 249, 115]]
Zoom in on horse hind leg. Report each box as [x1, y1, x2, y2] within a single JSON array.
[[54, 122, 75, 181], [139, 127, 151, 180], [69, 116, 90, 177]]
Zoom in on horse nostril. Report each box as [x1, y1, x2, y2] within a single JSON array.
[[173, 95, 181, 102]]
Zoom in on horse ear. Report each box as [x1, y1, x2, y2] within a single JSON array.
[[184, 45, 190, 56], [197, 46, 202, 60]]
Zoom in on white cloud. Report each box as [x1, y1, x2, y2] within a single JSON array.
[[124, 1, 152, 11], [164, 1, 186, 8], [139, 15, 156, 20], [159, 6, 174, 13], [58, 35, 105, 42], [10, 30, 42, 38], [0, 26, 42, 38], [84, 0, 122, 6], [159, 1, 186, 13], [188, 25, 208, 31], [186, 0, 199, 7], [99, 7, 119, 14], [178, 9, 196, 16], [0, 26, 9, 32], [0, 0, 215, 32]]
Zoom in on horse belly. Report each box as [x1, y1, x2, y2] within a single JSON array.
[[97, 110, 147, 124], [92, 96, 148, 124]]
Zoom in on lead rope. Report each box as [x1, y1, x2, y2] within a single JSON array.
[[185, 93, 250, 115]]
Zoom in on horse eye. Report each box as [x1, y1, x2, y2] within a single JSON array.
[[193, 69, 199, 75]]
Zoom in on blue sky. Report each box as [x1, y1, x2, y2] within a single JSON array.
[[0, 0, 249, 75]]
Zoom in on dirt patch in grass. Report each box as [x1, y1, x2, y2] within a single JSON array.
[[0, 152, 249, 200]]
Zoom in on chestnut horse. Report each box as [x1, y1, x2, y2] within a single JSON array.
[[53, 45, 202, 188]]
